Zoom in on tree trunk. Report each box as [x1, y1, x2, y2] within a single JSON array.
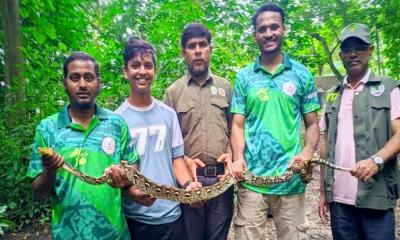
[[375, 25, 382, 75], [311, 33, 343, 80], [1, 0, 24, 106]]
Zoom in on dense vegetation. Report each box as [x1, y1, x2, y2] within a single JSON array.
[[1, 0, 399, 234]]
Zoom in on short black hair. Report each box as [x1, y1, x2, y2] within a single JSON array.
[[63, 52, 99, 78], [252, 3, 285, 29], [181, 22, 212, 48], [124, 37, 156, 67]]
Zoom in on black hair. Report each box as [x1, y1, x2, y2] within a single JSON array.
[[181, 22, 212, 48], [63, 52, 100, 78], [123, 37, 156, 67], [252, 3, 285, 29]]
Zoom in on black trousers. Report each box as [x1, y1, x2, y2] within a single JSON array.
[[126, 216, 184, 240], [181, 175, 234, 240]]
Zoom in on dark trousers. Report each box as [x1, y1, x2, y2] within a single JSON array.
[[330, 202, 395, 240], [126, 216, 184, 240], [181, 175, 234, 240]]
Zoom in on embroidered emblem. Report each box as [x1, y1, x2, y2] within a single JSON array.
[[69, 148, 88, 165], [326, 93, 338, 103], [102, 136, 116, 155], [256, 88, 269, 102], [370, 84, 385, 97], [211, 86, 218, 95], [282, 82, 296, 96], [218, 88, 226, 97], [307, 92, 318, 99]]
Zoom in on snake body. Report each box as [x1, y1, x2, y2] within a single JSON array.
[[38, 147, 350, 203]]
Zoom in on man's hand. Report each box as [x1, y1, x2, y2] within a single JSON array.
[[350, 158, 379, 182], [232, 158, 247, 180], [185, 181, 205, 208], [127, 187, 156, 207], [185, 181, 202, 191], [41, 152, 64, 172], [106, 162, 132, 188], [185, 157, 206, 182], [318, 191, 329, 224], [217, 153, 234, 177], [288, 151, 314, 170]]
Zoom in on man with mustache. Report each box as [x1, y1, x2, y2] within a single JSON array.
[[164, 23, 233, 240], [27, 52, 138, 239], [319, 23, 400, 240], [230, 3, 320, 240]]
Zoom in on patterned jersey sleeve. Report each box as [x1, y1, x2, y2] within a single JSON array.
[[230, 72, 247, 115], [120, 120, 139, 164], [171, 111, 184, 159], [300, 74, 321, 114], [27, 124, 48, 179]]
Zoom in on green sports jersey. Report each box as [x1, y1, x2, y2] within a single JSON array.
[[231, 54, 320, 195], [27, 104, 139, 240]]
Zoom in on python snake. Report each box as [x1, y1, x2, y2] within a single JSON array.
[[38, 147, 350, 204]]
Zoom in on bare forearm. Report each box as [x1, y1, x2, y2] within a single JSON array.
[[32, 169, 57, 200], [374, 120, 400, 161], [303, 113, 320, 155], [173, 157, 193, 186], [231, 123, 245, 162], [319, 131, 328, 193], [376, 133, 400, 161]]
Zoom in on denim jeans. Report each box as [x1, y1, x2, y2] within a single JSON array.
[[330, 202, 395, 240]]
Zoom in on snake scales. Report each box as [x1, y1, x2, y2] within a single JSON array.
[[38, 147, 350, 204]]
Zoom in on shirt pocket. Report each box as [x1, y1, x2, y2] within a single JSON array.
[[369, 96, 390, 142], [210, 97, 229, 131], [176, 100, 198, 136]]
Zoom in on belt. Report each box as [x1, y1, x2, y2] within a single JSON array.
[[196, 165, 224, 177]]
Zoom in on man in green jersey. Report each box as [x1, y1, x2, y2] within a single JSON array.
[[230, 3, 320, 240], [28, 52, 138, 239]]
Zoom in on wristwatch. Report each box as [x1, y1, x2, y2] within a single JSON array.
[[371, 155, 384, 171]]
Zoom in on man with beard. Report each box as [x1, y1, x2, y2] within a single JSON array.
[[164, 23, 233, 240], [319, 23, 400, 240], [27, 52, 138, 239], [230, 3, 320, 240]]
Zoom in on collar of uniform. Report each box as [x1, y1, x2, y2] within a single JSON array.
[[186, 71, 213, 87], [343, 68, 371, 88], [253, 53, 292, 72], [57, 103, 107, 128]]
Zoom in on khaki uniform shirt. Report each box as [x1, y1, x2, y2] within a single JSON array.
[[164, 73, 231, 165]]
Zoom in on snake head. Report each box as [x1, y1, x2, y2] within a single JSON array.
[[38, 147, 54, 157]]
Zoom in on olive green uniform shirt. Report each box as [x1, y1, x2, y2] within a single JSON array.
[[164, 73, 231, 165]]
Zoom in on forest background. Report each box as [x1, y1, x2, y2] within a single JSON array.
[[0, 0, 399, 236]]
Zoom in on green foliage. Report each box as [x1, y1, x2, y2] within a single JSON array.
[[0, 206, 16, 235], [1, 0, 399, 232]]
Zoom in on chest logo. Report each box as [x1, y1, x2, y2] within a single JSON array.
[[282, 81, 296, 96], [370, 84, 385, 97], [210, 86, 218, 95], [326, 93, 338, 103], [256, 88, 269, 102], [69, 148, 88, 165], [218, 88, 226, 97], [102, 137, 116, 155]]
